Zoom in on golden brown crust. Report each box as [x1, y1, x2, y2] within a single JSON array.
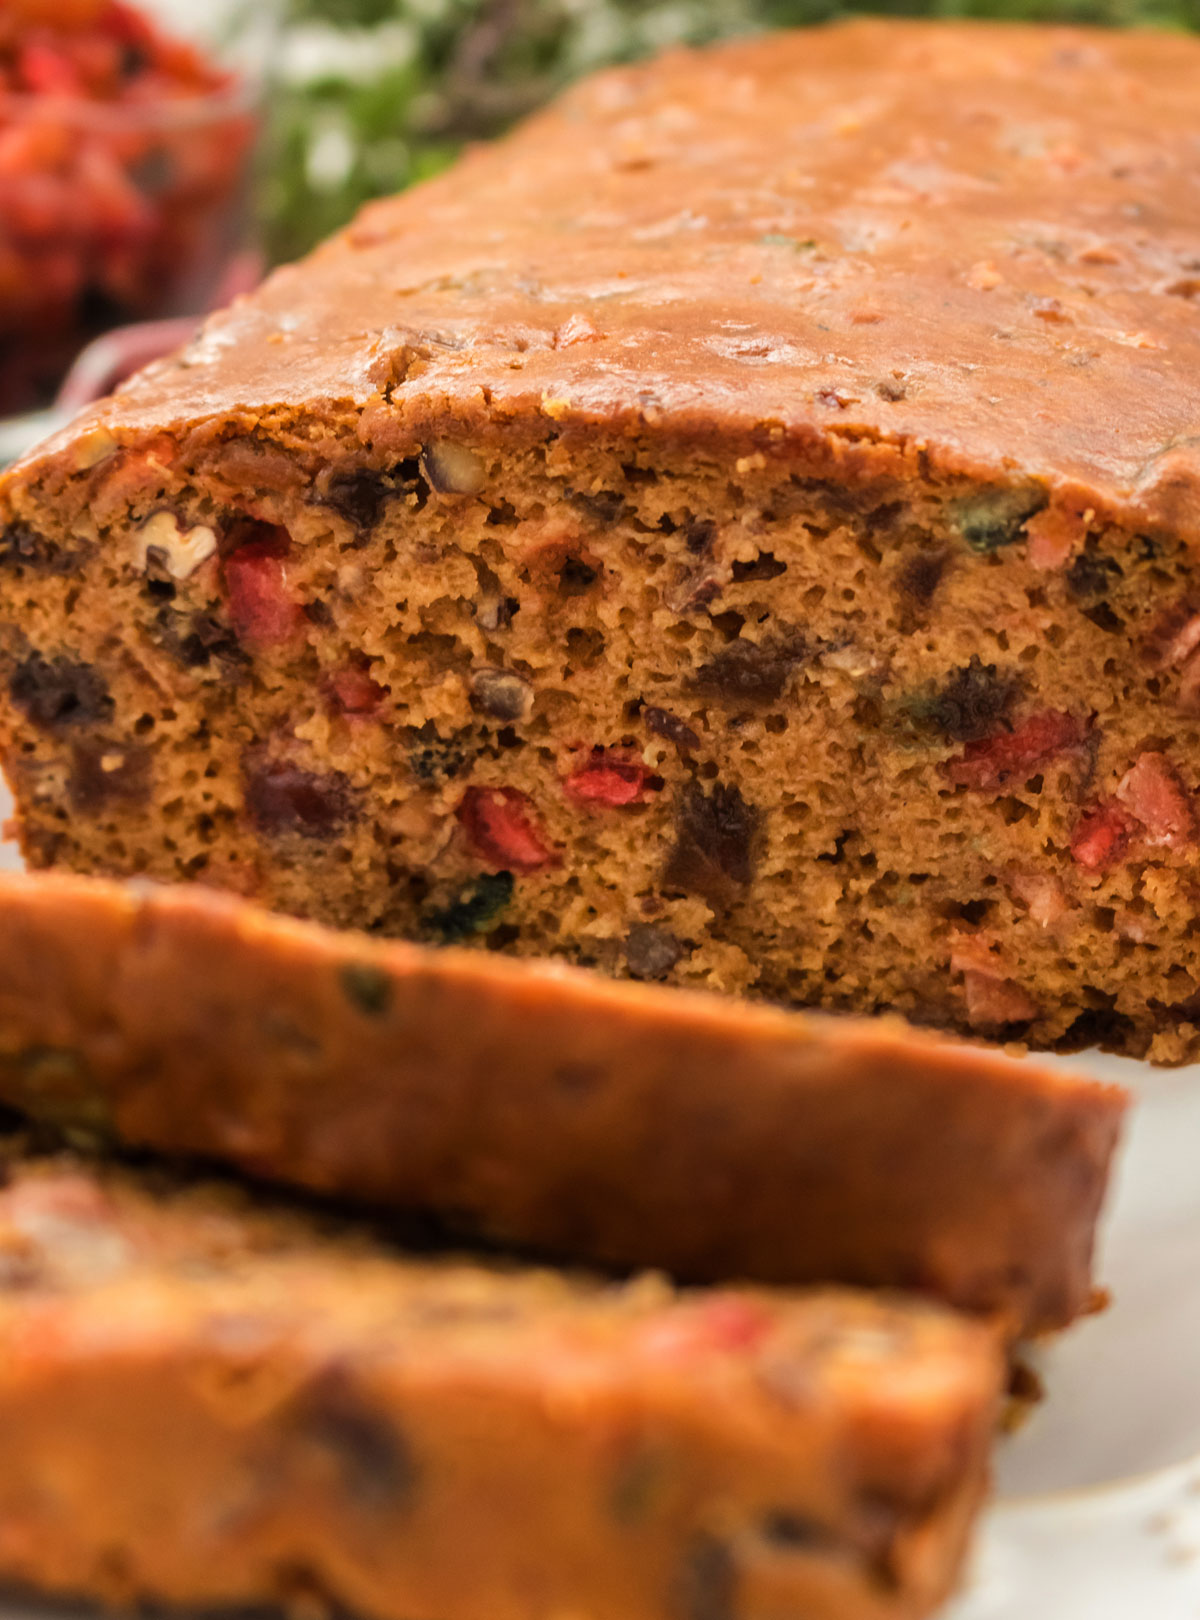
[[0, 1149, 1003, 1620], [0, 871, 1125, 1335], [9, 19, 1200, 534]]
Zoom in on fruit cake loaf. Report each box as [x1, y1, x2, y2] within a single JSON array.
[[0, 871, 1125, 1335], [4, 22, 1200, 1060], [0, 1146, 1004, 1620]]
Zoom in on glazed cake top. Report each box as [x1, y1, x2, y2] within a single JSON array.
[[13, 18, 1200, 533]]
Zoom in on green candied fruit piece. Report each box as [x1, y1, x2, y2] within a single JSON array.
[[428, 872, 515, 943], [0, 1045, 114, 1148], [758, 232, 817, 250], [952, 488, 1047, 554], [340, 962, 394, 1018]]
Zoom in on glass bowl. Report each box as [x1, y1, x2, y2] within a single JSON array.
[[0, 0, 276, 416]]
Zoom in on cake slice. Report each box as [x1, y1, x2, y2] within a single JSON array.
[[0, 1145, 1004, 1620], [0, 871, 1125, 1336], [4, 21, 1200, 1059]]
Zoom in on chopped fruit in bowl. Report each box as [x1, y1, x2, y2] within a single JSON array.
[[0, 0, 263, 414]]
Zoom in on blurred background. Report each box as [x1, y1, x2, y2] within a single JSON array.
[[266, 0, 1200, 263], [0, 0, 1197, 435]]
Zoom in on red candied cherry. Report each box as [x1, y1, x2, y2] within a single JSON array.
[[1070, 803, 1132, 871], [327, 663, 386, 718], [457, 786, 558, 872], [1115, 751, 1194, 848], [944, 710, 1087, 791], [563, 750, 656, 809], [636, 1295, 773, 1362], [222, 524, 301, 647]]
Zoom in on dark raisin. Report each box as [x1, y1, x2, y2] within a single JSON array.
[[340, 962, 393, 1017], [244, 758, 355, 838], [898, 656, 1023, 744], [731, 553, 787, 582], [875, 377, 907, 402], [692, 633, 807, 706], [155, 608, 247, 674], [469, 668, 532, 722], [9, 653, 113, 732], [644, 706, 700, 751], [0, 523, 82, 575], [676, 1534, 735, 1620], [69, 741, 151, 812], [407, 724, 471, 784], [685, 519, 717, 556], [895, 548, 947, 610], [952, 488, 1046, 553], [427, 873, 515, 942], [569, 488, 626, 525], [304, 598, 335, 629], [760, 1511, 828, 1549], [559, 556, 599, 595], [289, 1373, 414, 1510], [317, 468, 392, 535], [1066, 546, 1122, 599], [624, 923, 682, 981], [664, 780, 759, 902]]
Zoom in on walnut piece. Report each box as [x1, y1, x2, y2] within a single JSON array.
[[134, 511, 217, 580]]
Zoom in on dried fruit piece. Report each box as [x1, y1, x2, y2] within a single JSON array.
[[340, 963, 393, 1018], [962, 970, 1039, 1028], [1006, 868, 1069, 928], [1070, 803, 1132, 871], [692, 633, 806, 706], [428, 873, 515, 942], [638, 1296, 772, 1361], [1115, 751, 1194, 848], [244, 758, 355, 838], [0, 523, 81, 575], [900, 656, 1021, 744], [644, 706, 700, 751], [318, 469, 392, 534], [328, 664, 386, 717], [1024, 504, 1088, 571], [952, 487, 1045, 553], [564, 752, 655, 809], [1065, 546, 1121, 600], [469, 668, 532, 723], [457, 787, 556, 872], [157, 608, 247, 676], [9, 652, 112, 732], [287, 1374, 414, 1509], [223, 526, 300, 647], [624, 923, 682, 981], [664, 780, 759, 902], [945, 710, 1086, 791], [1139, 597, 1200, 670], [894, 548, 947, 617]]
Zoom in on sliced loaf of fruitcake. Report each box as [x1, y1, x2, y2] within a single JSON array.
[[3, 21, 1200, 1056], [0, 871, 1125, 1335], [0, 1144, 1004, 1620]]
